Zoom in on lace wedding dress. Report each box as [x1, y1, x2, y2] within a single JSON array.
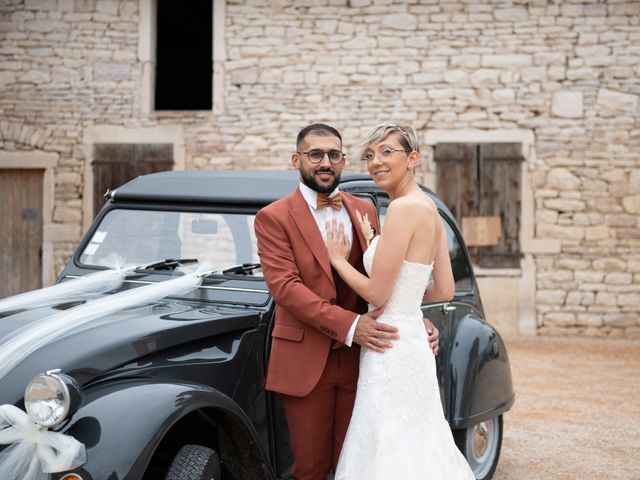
[[334, 236, 475, 479]]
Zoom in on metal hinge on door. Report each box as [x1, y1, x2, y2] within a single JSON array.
[[22, 208, 39, 220]]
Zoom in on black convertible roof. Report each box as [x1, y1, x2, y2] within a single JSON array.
[[108, 170, 372, 205]]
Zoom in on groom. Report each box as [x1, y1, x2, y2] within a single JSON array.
[[255, 123, 439, 480]]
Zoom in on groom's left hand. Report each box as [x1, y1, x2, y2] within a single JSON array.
[[423, 318, 440, 356]]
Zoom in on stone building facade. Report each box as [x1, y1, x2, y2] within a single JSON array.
[[0, 0, 638, 337]]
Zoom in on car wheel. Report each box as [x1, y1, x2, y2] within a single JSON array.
[[454, 415, 503, 480], [165, 444, 221, 480]]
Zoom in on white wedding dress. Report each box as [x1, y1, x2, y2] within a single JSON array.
[[334, 236, 475, 479]]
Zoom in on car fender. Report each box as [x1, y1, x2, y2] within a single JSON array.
[[448, 311, 515, 430], [56, 378, 272, 480]]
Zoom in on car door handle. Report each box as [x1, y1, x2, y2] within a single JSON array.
[[441, 304, 456, 314]]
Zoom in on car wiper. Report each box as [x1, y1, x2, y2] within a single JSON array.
[[140, 258, 198, 271], [221, 263, 262, 275]]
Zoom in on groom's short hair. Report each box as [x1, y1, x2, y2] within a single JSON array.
[[296, 123, 342, 151]]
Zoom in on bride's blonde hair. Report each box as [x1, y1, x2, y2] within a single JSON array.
[[354, 123, 420, 161]]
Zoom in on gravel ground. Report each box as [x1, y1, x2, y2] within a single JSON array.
[[493, 335, 640, 480]]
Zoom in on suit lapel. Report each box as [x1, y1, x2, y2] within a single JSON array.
[[342, 194, 369, 253], [289, 188, 334, 284]]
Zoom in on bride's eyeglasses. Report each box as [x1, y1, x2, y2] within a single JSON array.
[[361, 147, 409, 162], [298, 149, 345, 165]]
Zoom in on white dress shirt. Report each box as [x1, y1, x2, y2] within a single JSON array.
[[298, 182, 359, 346]]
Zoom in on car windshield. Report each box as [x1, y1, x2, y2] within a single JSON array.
[[79, 209, 261, 276]]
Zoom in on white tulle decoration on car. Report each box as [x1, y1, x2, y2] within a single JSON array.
[[0, 263, 208, 380], [0, 268, 127, 314], [0, 404, 86, 480]]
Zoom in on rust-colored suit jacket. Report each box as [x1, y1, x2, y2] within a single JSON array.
[[255, 187, 379, 397]]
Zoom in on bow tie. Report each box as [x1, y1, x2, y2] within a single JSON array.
[[316, 193, 343, 211]]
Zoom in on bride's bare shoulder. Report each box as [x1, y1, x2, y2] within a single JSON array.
[[388, 193, 437, 219]]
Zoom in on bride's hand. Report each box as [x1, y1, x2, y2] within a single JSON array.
[[325, 219, 350, 265]]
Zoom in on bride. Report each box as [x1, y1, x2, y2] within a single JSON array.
[[325, 124, 475, 479]]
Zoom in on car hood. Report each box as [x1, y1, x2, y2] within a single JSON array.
[[0, 295, 265, 406]]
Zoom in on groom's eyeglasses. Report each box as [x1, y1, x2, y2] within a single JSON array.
[[298, 149, 345, 165]]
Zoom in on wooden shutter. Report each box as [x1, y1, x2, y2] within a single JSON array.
[[435, 142, 523, 268], [435, 143, 478, 222], [477, 144, 523, 268], [93, 143, 173, 217]]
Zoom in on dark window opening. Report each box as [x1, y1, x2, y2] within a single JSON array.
[[435, 142, 523, 269], [155, 0, 212, 111]]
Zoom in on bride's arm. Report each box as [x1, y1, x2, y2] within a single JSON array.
[[326, 199, 415, 309], [423, 221, 455, 302]]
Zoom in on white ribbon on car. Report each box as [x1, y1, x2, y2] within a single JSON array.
[[0, 404, 86, 480], [0, 262, 209, 478], [0, 268, 127, 314], [0, 266, 207, 380]]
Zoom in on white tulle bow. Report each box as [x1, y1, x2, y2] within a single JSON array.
[[0, 405, 86, 480]]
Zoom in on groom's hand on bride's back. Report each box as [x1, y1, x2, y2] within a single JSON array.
[[353, 308, 399, 353], [423, 318, 440, 356]]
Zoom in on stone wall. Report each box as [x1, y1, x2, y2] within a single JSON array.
[[0, 0, 638, 337]]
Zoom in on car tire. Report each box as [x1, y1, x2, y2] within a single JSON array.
[[453, 415, 503, 480], [165, 444, 221, 480]]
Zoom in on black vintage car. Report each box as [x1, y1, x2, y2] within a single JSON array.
[[0, 170, 514, 480]]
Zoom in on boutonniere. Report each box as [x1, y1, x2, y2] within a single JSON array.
[[355, 210, 375, 247]]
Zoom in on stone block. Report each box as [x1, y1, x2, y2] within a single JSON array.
[[20, 69, 51, 83], [576, 313, 603, 327], [494, 7, 528, 21], [342, 36, 376, 49], [618, 293, 640, 306], [537, 289, 567, 304], [552, 91, 583, 118], [401, 89, 427, 101], [93, 62, 130, 81], [469, 69, 500, 86], [544, 312, 576, 326], [616, 229, 640, 240], [597, 88, 639, 114], [443, 70, 468, 84], [492, 88, 515, 103], [575, 45, 610, 57], [547, 168, 580, 190], [605, 273, 632, 285], [544, 198, 585, 211], [26, 0, 57, 10], [604, 213, 637, 227], [595, 292, 617, 307], [234, 135, 268, 151], [231, 67, 258, 84], [481, 54, 532, 68], [381, 14, 417, 30], [622, 195, 640, 214], [537, 223, 585, 241], [604, 313, 638, 327], [592, 258, 627, 271], [585, 225, 610, 241], [557, 258, 590, 270], [95, 0, 117, 14], [450, 55, 481, 68], [536, 209, 558, 224]]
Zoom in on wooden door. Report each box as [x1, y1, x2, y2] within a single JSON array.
[[0, 169, 43, 298], [93, 143, 173, 217]]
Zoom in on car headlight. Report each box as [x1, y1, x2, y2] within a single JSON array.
[[24, 369, 83, 428]]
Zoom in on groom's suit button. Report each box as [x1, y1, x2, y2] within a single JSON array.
[[320, 326, 337, 338], [329, 298, 336, 304]]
